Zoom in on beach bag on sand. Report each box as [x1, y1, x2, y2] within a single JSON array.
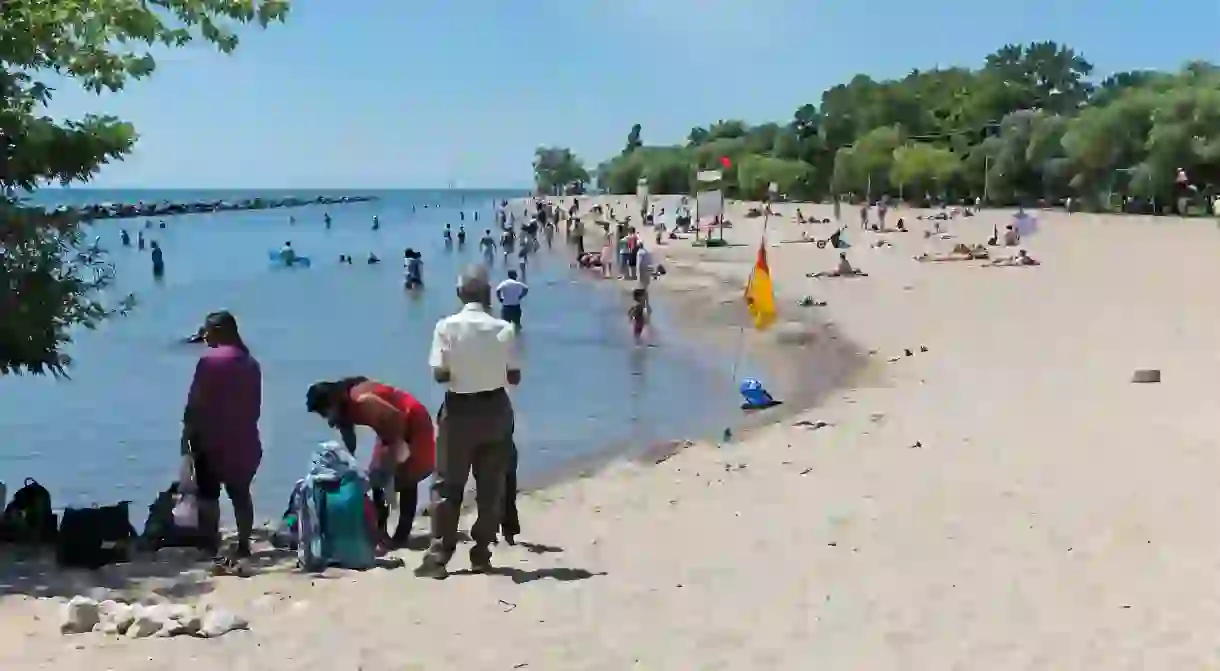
[[320, 476, 376, 569], [1, 478, 58, 544], [56, 502, 136, 569]]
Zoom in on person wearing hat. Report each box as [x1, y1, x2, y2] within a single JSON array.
[[181, 311, 262, 563]]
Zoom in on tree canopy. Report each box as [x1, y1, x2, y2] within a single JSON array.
[[0, 0, 289, 376], [576, 42, 1220, 210], [533, 146, 590, 195]]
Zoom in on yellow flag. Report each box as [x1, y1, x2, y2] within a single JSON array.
[[745, 238, 777, 330]]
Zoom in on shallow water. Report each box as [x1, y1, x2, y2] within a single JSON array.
[[0, 189, 747, 518]]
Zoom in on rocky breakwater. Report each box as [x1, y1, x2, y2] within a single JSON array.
[[64, 194, 378, 221]]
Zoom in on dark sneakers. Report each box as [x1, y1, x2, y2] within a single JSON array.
[[469, 545, 493, 574], [414, 555, 449, 579]]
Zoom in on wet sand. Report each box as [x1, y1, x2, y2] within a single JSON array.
[[6, 198, 1220, 669]]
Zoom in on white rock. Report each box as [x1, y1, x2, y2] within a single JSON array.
[[198, 607, 249, 638], [97, 600, 135, 635], [126, 604, 170, 639], [60, 596, 100, 635]]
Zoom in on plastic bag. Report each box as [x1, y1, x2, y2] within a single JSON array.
[[172, 455, 199, 529]]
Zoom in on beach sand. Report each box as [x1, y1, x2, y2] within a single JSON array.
[[5, 198, 1220, 669]]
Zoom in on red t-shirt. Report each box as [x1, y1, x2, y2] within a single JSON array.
[[356, 383, 436, 479]]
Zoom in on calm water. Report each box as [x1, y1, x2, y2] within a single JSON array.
[[0, 189, 745, 518]]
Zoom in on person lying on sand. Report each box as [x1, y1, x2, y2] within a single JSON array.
[[914, 243, 989, 262], [807, 252, 869, 278], [985, 250, 1040, 267]]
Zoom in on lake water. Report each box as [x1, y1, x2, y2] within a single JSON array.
[[0, 189, 747, 519]]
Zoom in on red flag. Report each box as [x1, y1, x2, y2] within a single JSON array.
[[719, 156, 732, 169]]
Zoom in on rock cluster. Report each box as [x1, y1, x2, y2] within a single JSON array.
[[54, 194, 378, 222], [60, 595, 248, 639]]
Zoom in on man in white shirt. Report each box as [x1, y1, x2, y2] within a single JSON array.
[[417, 265, 520, 578], [495, 269, 529, 330]]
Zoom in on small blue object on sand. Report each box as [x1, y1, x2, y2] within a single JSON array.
[[267, 250, 311, 268], [740, 377, 782, 411]]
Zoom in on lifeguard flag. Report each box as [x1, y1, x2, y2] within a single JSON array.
[[745, 239, 777, 330], [719, 156, 732, 169]]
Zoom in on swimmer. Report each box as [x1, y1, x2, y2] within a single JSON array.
[[279, 241, 295, 265], [443, 224, 453, 247]]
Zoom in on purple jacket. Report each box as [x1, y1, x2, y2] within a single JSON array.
[[186, 345, 262, 486]]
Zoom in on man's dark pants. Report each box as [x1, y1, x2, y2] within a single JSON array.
[[501, 304, 522, 329], [502, 440, 520, 539], [425, 388, 515, 566]]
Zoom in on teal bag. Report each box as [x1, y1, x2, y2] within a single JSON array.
[[320, 475, 375, 570]]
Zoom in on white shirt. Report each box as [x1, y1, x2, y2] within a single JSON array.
[[429, 303, 519, 394], [496, 279, 528, 306]]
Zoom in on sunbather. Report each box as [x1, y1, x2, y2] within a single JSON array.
[[807, 252, 869, 278], [985, 249, 1040, 267], [915, 243, 989, 262]]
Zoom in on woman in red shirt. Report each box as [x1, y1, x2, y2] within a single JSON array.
[[306, 377, 435, 547]]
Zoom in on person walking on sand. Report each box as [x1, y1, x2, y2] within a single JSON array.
[[496, 269, 528, 330], [416, 266, 520, 578], [305, 377, 435, 548], [182, 311, 261, 569]]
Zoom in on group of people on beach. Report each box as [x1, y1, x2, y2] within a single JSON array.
[[182, 259, 525, 577]]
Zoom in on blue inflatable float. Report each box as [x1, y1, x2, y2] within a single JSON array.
[[267, 250, 311, 268], [740, 377, 781, 410]]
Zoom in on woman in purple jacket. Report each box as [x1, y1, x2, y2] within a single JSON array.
[[183, 311, 262, 559]]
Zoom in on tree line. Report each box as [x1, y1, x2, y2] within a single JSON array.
[[1, 0, 289, 376], [533, 42, 1220, 211]]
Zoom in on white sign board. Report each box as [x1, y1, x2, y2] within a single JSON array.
[[696, 189, 724, 226], [696, 170, 723, 183], [636, 178, 649, 199]]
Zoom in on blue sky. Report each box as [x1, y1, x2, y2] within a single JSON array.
[[43, 0, 1218, 189]]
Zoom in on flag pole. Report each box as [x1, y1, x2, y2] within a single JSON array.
[[724, 182, 778, 441]]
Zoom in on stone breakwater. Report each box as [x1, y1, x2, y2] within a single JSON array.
[[61, 194, 378, 221]]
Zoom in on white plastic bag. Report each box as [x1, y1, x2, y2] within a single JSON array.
[[173, 455, 200, 529]]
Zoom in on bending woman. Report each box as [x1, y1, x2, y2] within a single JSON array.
[[306, 377, 436, 547], [182, 311, 262, 560]]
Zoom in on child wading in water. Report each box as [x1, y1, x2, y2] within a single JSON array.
[[628, 288, 650, 343]]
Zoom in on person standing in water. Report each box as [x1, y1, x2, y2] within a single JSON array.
[[305, 377, 435, 547], [182, 311, 262, 565], [443, 224, 453, 248], [403, 249, 423, 288], [457, 224, 467, 247], [372, 215, 380, 231], [279, 241, 295, 265], [324, 212, 332, 229], [120, 229, 131, 247], [137, 230, 145, 250], [496, 269, 528, 330], [479, 229, 496, 264], [150, 241, 165, 278]]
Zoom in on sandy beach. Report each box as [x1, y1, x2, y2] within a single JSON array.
[[5, 197, 1220, 669]]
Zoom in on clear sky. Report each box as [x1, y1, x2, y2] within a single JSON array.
[[43, 0, 1218, 189]]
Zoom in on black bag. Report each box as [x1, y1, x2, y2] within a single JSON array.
[[141, 482, 208, 550], [56, 502, 137, 569], [1, 478, 58, 544]]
